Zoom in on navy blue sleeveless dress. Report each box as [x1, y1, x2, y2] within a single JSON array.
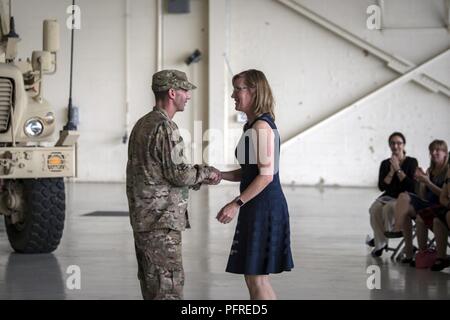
[[225, 113, 294, 275]]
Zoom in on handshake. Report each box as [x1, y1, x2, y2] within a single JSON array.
[[204, 167, 222, 185]]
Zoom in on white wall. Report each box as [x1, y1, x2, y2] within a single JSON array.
[[10, 0, 450, 186], [12, 0, 208, 182], [163, 0, 209, 166], [210, 0, 450, 187]]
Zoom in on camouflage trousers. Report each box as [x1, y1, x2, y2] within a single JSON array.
[[133, 229, 184, 300]]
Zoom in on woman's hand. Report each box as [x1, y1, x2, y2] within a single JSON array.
[[390, 155, 400, 171], [205, 167, 222, 185], [415, 167, 430, 184], [388, 164, 395, 177], [216, 201, 240, 224]]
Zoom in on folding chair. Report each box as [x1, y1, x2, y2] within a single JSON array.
[[384, 220, 432, 261], [385, 234, 416, 261], [365, 234, 414, 260], [387, 224, 449, 261], [427, 236, 450, 249]]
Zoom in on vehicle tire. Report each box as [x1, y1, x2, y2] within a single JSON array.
[[4, 178, 65, 253]]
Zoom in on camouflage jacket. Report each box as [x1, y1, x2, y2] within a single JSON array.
[[126, 107, 213, 232]]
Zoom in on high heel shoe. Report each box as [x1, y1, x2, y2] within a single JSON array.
[[371, 245, 387, 257], [400, 257, 413, 264], [430, 258, 450, 271], [366, 238, 375, 247]]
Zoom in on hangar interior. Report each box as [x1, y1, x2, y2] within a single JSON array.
[[0, 0, 449, 299]]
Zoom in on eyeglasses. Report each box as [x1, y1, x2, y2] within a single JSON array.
[[430, 148, 446, 152], [232, 86, 249, 93], [390, 141, 404, 146]]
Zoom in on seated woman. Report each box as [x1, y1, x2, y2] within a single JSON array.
[[391, 140, 448, 264], [416, 165, 450, 271], [368, 132, 418, 257]]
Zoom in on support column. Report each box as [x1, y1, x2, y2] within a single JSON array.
[[208, 0, 228, 166]]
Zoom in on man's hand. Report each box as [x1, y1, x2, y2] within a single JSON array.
[[204, 167, 222, 185], [191, 167, 222, 190]]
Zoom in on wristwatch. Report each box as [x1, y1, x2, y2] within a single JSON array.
[[235, 198, 244, 207]]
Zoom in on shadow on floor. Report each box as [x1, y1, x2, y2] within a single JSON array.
[[0, 253, 66, 299]]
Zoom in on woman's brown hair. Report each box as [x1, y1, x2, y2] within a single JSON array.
[[232, 69, 276, 120], [428, 139, 448, 178]]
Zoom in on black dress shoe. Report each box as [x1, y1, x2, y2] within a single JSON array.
[[430, 258, 450, 271], [366, 238, 375, 247], [400, 257, 413, 264], [371, 245, 387, 257], [384, 231, 403, 238]]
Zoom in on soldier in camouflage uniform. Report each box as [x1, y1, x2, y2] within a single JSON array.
[[126, 70, 221, 300]]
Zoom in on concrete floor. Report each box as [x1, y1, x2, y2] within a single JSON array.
[[0, 182, 449, 300]]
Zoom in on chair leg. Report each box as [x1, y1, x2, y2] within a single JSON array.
[[390, 230, 417, 261], [391, 238, 405, 260]]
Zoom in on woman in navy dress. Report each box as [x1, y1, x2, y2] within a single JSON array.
[[217, 69, 294, 300]]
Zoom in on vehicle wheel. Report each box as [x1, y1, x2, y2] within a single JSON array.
[[4, 178, 65, 253]]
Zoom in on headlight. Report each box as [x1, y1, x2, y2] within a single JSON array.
[[24, 119, 44, 137]]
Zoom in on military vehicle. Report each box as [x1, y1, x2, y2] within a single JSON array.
[[0, 0, 78, 253]]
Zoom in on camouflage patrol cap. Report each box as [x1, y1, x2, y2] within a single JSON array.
[[152, 70, 197, 92]]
